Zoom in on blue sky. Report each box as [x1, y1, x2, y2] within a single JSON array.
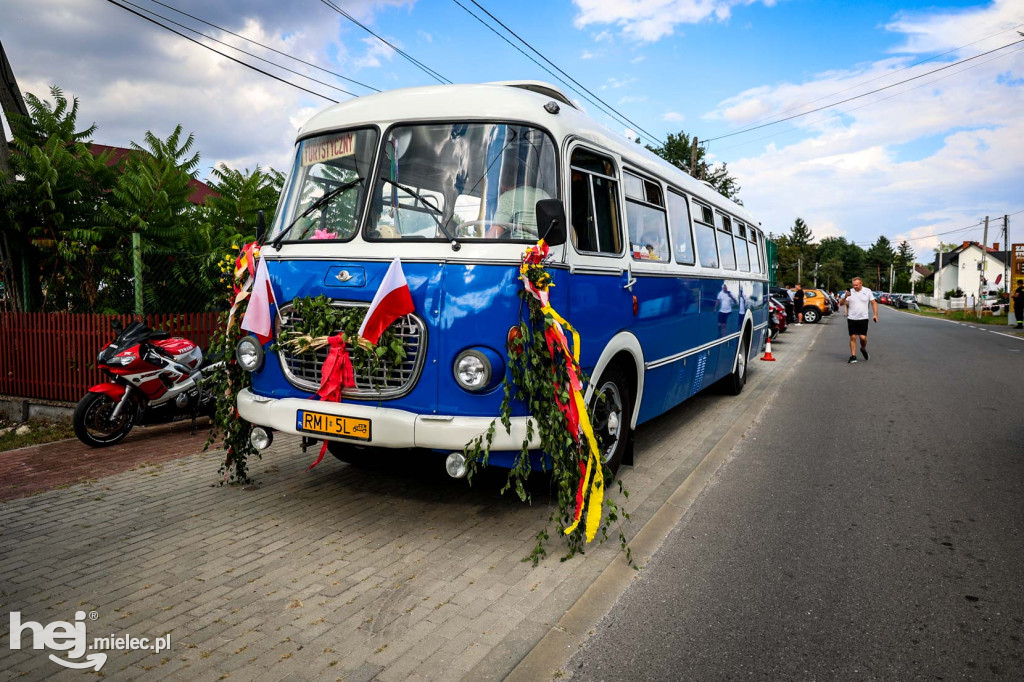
[[3, 0, 1022, 261]]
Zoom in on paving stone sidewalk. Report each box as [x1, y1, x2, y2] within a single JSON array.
[[0, 329, 809, 681]]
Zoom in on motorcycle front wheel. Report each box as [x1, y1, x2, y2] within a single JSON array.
[[73, 392, 136, 447]]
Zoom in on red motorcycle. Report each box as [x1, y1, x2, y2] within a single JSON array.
[[73, 320, 224, 447]]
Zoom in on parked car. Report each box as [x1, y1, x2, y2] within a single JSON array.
[[769, 297, 788, 333], [769, 286, 796, 322], [800, 288, 832, 323], [879, 293, 892, 305], [895, 293, 919, 310]]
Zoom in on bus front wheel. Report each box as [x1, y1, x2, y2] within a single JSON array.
[[590, 366, 633, 475]]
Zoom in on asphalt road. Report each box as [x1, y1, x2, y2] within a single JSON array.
[[570, 307, 1024, 680]]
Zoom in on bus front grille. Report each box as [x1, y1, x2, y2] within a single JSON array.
[[275, 302, 427, 399]]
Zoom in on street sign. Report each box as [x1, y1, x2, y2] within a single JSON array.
[[1014, 243, 1024, 279]]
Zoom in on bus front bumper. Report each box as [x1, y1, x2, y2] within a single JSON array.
[[237, 388, 540, 451]]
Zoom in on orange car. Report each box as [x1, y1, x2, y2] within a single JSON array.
[[800, 289, 832, 323]]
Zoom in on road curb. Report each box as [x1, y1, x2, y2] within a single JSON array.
[[503, 324, 823, 682]]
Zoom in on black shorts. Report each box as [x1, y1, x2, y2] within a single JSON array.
[[848, 318, 869, 335]]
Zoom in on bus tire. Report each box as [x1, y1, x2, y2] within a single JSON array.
[[725, 334, 748, 396], [590, 366, 633, 476]]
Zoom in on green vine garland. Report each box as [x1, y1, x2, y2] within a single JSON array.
[[464, 262, 631, 566], [273, 295, 407, 384], [205, 248, 259, 484]]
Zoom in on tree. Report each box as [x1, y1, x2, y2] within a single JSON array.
[[646, 131, 742, 203], [0, 86, 116, 311], [201, 163, 284, 248], [789, 218, 814, 247], [865, 236, 895, 291], [892, 240, 915, 293]]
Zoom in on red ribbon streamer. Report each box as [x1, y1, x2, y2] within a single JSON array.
[[309, 334, 356, 469]]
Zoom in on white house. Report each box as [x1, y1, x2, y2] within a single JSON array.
[[932, 241, 1009, 300]]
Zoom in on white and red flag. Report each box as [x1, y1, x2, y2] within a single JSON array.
[[240, 257, 277, 344], [359, 257, 414, 344]]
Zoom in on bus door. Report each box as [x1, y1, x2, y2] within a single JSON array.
[[564, 144, 632, 374]]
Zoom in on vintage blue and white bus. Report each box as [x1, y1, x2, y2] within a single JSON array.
[[235, 80, 769, 474]]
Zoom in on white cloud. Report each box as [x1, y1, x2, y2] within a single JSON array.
[[353, 36, 398, 69], [604, 77, 636, 89], [573, 0, 776, 42], [618, 95, 647, 105], [662, 111, 684, 122], [581, 50, 597, 59], [631, 55, 646, 64], [709, 2, 1024, 249]]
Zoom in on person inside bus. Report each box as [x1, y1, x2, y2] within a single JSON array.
[[489, 172, 550, 239], [631, 212, 669, 262]]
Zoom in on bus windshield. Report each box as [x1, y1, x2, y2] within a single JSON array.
[[366, 122, 557, 242], [273, 127, 379, 243]]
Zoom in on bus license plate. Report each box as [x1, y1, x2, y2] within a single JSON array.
[[296, 410, 371, 441]]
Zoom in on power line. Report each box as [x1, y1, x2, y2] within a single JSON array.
[[120, 0, 361, 98], [144, 0, 381, 92], [104, 0, 338, 102], [849, 209, 1024, 246], [463, 0, 664, 147], [317, 0, 451, 85], [705, 37, 1024, 143], [734, 23, 1024, 132], [712, 42, 1024, 154], [450, 0, 661, 147]]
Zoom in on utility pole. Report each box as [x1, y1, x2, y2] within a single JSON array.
[[814, 262, 819, 288], [690, 136, 699, 179], [797, 257, 802, 286], [979, 216, 989, 317]]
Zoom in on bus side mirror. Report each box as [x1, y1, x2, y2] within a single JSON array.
[[535, 199, 566, 246], [256, 210, 266, 242]]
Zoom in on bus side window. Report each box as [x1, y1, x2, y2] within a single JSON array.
[[693, 202, 719, 268], [717, 213, 737, 270], [667, 190, 695, 266], [624, 171, 669, 262], [749, 230, 761, 273], [570, 148, 623, 255], [735, 222, 751, 272]]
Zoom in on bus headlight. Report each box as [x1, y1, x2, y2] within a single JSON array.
[[454, 350, 491, 391], [236, 335, 264, 372]]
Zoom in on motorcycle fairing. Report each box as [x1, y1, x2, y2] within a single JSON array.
[[86, 382, 127, 400]]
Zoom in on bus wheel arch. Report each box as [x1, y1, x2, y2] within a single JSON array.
[[585, 333, 644, 430]]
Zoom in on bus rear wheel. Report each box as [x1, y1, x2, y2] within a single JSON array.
[[590, 366, 633, 476]]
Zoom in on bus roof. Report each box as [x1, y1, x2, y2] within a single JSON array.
[[297, 82, 758, 228]]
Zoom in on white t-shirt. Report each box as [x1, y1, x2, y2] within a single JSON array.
[[845, 287, 873, 320], [717, 290, 735, 313]]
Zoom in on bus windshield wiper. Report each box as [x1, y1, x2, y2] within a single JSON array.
[[269, 177, 363, 250], [379, 177, 458, 246]]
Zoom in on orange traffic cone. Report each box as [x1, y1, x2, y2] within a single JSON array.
[[761, 336, 776, 361]]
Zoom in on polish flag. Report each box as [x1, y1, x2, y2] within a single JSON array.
[[240, 257, 277, 344], [359, 258, 415, 345]]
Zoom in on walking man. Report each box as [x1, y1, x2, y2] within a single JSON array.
[[840, 277, 879, 363], [793, 284, 805, 325], [1013, 279, 1024, 329]]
